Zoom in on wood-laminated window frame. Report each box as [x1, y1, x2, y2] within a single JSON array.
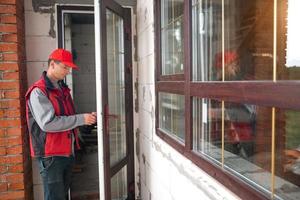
[[155, 0, 300, 200]]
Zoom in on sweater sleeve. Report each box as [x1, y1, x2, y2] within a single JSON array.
[[28, 88, 85, 132]]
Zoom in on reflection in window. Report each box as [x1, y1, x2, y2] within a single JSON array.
[[159, 92, 185, 142], [161, 0, 184, 75], [223, 102, 272, 196], [193, 98, 277, 196], [193, 98, 222, 163], [192, 0, 222, 81], [223, 0, 273, 80], [275, 109, 300, 199], [192, 0, 274, 81]]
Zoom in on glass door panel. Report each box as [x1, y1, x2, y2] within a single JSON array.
[[101, 1, 133, 199], [111, 166, 128, 200], [106, 9, 127, 167]]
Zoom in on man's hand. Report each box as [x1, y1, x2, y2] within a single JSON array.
[[84, 112, 97, 125]]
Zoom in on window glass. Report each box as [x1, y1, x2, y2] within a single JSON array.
[[223, 0, 273, 80], [223, 102, 272, 194], [159, 92, 185, 142], [275, 109, 300, 199], [193, 98, 222, 163], [161, 0, 184, 75], [192, 0, 222, 81], [192, 0, 274, 81], [193, 98, 273, 194]]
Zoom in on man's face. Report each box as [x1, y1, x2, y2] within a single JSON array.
[[50, 60, 71, 80], [226, 60, 239, 78]]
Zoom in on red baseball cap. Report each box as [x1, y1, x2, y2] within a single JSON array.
[[215, 51, 238, 68], [49, 48, 79, 70]]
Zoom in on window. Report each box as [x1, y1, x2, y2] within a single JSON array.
[[155, 0, 300, 199], [161, 0, 184, 75], [159, 92, 185, 142]]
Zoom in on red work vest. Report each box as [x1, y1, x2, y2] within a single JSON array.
[[25, 72, 80, 157]]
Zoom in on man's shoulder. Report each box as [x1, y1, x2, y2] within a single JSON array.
[[26, 79, 47, 99]]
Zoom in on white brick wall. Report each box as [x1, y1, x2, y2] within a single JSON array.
[[135, 0, 240, 199], [72, 23, 96, 113]]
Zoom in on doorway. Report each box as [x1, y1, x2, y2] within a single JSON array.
[[57, 3, 134, 199], [58, 5, 99, 199]]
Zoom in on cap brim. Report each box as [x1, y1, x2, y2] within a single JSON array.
[[62, 61, 79, 70]]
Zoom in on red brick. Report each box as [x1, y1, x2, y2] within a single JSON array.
[[7, 136, 22, 146], [0, 15, 16, 24], [0, 24, 17, 33], [0, 43, 17, 52], [3, 72, 19, 80], [0, 174, 6, 182], [0, 34, 17, 42], [0, 0, 16, 5], [0, 147, 6, 155], [6, 127, 20, 136], [0, 53, 18, 61], [6, 173, 23, 183], [0, 90, 19, 99], [2, 109, 21, 118], [0, 119, 21, 127], [0, 165, 7, 173], [0, 63, 18, 70], [0, 138, 7, 146], [8, 182, 23, 190], [0, 5, 16, 14], [0, 183, 7, 192], [0, 129, 5, 137], [0, 155, 22, 164], [0, 100, 20, 109], [0, 190, 24, 199], [7, 164, 22, 173], [6, 145, 22, 155], [0, 82, 19, 90]]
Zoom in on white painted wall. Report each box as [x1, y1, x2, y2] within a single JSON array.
[[135, 1, 240, 199]]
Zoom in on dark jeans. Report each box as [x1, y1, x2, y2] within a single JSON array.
[[38, 156, 75, 200]]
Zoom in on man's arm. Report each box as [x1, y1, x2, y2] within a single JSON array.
[[28, 87, 85, 132]]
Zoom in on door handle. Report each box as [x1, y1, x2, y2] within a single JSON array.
[[104, 104, 119, 132]]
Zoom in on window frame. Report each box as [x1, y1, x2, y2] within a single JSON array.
[[155, 0, 299, 199]]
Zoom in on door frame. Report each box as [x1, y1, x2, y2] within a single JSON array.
[[100, 0, 134, 199], [57, 4, 106, 199], [57, 5, 94, 96]]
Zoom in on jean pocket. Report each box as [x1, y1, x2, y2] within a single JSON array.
[[40, 157, 55, 170]]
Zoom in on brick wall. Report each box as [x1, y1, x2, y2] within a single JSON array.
[[0, 0, 32, 199]]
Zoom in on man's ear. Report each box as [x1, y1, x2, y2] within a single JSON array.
[[49, 60, 56, 69]]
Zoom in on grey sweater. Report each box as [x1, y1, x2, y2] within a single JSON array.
[[28, 88, 85, 132]]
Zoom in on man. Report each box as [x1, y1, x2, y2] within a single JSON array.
[[25, 48, 97, 200]]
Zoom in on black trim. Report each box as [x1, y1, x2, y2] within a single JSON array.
[[57, 5, 94, 48], [28, 108, 46, 157]]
